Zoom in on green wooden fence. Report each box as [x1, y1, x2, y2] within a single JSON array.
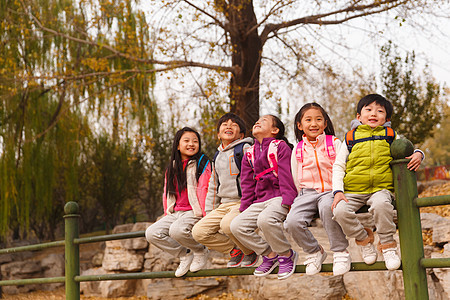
[[1, 139, 450, 299]]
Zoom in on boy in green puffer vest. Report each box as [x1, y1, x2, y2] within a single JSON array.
[[331, 94, 424, 271]]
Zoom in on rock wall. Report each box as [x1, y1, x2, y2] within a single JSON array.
[[1, 212, 449, 299]]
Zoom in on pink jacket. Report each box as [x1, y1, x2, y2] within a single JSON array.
[[162, 159, 211, 217], [290, 133, 341, 193]]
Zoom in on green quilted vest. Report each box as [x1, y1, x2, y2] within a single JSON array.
[[344, 125, 396, 194]]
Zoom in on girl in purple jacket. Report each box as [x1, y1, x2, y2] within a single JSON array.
[[230, 115, 298, 280]]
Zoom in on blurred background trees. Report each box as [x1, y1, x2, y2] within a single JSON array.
[[0, 0, 448, 242]]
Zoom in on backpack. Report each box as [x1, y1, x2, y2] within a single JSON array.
[[213, 142, 250, 197], [345, 127, 396, 153], [196, 154, 211, 178], [295, 135, 336, 163], [246, 140, 283, 180]]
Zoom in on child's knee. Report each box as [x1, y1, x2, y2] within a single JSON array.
[[169, 225, 188, 241], [145, 225, 159, 243], [220, 220, 232, 236], [284, 216, 308, 233], [191, 223, 204, 243], [332, 203, 351, 222]]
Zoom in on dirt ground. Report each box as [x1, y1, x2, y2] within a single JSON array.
[[2, 182, 449, 300]]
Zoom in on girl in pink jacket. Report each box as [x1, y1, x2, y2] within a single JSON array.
[[145, 127, 211, 277], [285, 103, 350, 276]]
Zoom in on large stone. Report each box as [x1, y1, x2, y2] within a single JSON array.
[[432, 219, 450, 244], [344, 270, 404, 300], [232, 274, 345, 300], [80, 267, 104, 297], [121, 222, 152, 250], [40, 253, 65, 291], [430, 243, 450, 299], [99, 277, 138, 298], [102, 246, 144, 272], [147, 277, 224, 300], [106, 223, 135, 248]]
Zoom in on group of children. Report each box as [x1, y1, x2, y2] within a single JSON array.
[[145, 94, 424, 280]]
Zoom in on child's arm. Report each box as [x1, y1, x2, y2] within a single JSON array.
[[277, 143, 298, 208], [331, 142, 349, 212], [239, 151, 256, 212], [406, 150, 424, 171]]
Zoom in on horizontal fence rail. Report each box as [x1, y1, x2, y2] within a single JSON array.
[[0, 139, 449, 300]]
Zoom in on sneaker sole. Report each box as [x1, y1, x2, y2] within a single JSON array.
[[254, 261, 280, 277], [278, 251, 298, 280]]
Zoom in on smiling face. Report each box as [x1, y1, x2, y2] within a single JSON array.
[[297, 107, 327, 141], [177, 131, 199, 160], [252, 115, 279, 142], [357, 101, 388, 128], [218, 119, 244, 147]]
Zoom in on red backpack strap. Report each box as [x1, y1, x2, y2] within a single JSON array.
[[254, 140, 280, 180], [325, 135, 336, 159], [246, 145, 255, 171]]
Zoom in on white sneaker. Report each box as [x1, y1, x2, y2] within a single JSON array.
[[333, 251, 351, 276], [304, 249, 327, 275], [175, 252, 193, 277], [382, 248, 401, 270], [190, 248, 209, 272], [360, 243, 377, 265]]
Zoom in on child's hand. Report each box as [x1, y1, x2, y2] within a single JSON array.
[[406, 151, 423, 171], [331, 192, 348, 212]]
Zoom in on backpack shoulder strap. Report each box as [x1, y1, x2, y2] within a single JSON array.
[[385, 127, 396, 144], [325, 135, 336, 159], [233, 142, 247, 172], [213, 150, 219, 162], [197, 154, 210, 175], [295, 140, 304, 163], [246, 145, 256, 171], [267, 140, 281, 177], [345, 129, 356, 153]]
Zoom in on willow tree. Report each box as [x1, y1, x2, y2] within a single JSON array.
[[0, 0, 162, 239]]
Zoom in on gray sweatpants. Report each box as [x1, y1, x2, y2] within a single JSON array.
[[333, 189, 396, 245], [230, 197, 291, 256], [285, 189, 349, 254], [145, 210, 204, 257]]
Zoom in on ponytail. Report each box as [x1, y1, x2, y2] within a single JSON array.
[[269, 115, 293, 149]]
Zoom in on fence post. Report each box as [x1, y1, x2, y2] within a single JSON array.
[[390, 139, 428, 300], [64, 201, 80, 300]]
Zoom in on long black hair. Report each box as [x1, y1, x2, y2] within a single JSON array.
[[166, 127, 209, 197], [268, 115, 293, 149], [293, 103, 335, 142]]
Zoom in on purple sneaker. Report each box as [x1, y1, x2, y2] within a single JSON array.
[[254, 255, 279, 277], [277, 249, 298, 280]]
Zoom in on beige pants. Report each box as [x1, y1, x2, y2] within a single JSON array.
[[192, 202, 252, 255], [333, 189, 396, 245]]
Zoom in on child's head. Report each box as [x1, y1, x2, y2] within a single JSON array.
[[252, 115, 293, 148], [357, 94, 393, 128], [216, 113, 246, 147], [294, 103, 335, 141], [172, 127, 201, 161]]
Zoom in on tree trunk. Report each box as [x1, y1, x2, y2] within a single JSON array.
[[227, 1, 262, 132]]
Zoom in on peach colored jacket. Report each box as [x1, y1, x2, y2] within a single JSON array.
[[291, 133, 341, 193]]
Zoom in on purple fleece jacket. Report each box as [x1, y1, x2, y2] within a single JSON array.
[[239, 137, 297, 212]]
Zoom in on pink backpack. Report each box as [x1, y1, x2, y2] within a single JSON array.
[[295, 135, 336, 162], [246, 140, 283, 180]]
